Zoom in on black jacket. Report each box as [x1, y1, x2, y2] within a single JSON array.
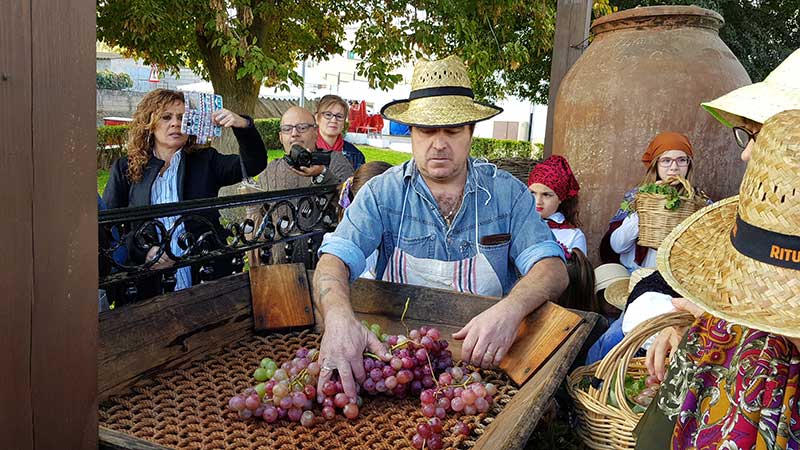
[[102, 119, 267, 299], [343, 141, 366, 170]]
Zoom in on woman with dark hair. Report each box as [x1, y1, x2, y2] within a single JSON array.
[[103, 88, 267, 296], [316, 94, 366, 170]]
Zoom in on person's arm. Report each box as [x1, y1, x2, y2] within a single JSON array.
[[313, 178, 389, 400], [454, 257, 568, 367], [454, 180, 568, 367], [610, 212, 640, 254], [102, 158, 129, 209], [209, 112, 268, 185], [313, 255, 390, 403]]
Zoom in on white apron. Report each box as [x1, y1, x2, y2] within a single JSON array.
[[382, 180, 503, 297]]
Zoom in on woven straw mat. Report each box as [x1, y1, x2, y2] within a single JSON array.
[[99, 329, 518, 449]]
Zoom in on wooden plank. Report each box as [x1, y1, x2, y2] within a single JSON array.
[[543, 0, 593, 157], [499, 302, 583, 385], [250, 263, 315, 330], [473, 311, 599, 450], [24, 0, 98, 447], [99, 427, 170, 450], [0, 0, 34, 448], [98, 273, 254, 400]]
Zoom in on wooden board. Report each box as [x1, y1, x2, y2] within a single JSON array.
[[99, 427, 169, 450], [250, 263, 315, 330], [98, 275, 254, 401], [499, 301, 583, 385]]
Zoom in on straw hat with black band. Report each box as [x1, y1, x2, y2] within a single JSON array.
[[658, 109, 800, 338], [381, 55, 503, 128], [702, 49, 800, 128]]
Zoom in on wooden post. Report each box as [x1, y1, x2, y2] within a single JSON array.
[[543, 0, 593, 158], [0, 0, 97, 448]]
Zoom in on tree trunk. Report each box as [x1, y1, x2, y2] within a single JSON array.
[[197, 32, 261, 155]]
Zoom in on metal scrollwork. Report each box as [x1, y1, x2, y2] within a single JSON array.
[[99, 185, 339, 292]]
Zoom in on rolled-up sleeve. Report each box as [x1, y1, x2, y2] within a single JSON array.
[[318, 181, 384, 282], [508, 184, 566, 275]]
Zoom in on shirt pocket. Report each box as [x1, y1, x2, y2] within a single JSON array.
[[477, 240, 512, 285], [398, 233, 436, 259]]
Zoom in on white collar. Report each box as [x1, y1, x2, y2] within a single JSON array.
[[548, 212, 566, 223]]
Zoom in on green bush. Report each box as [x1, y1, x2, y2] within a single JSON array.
[[470, 137, 535, 160], [97, 125, 129, 170], [253, 118, 282, 150], [96, 70, 133, 90]]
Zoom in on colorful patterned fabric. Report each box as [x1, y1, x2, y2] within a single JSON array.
[[655, 314, 800, 450], [527, 155, 580, 201]]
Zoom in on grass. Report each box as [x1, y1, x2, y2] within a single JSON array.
[[96, 146, 412, 195]]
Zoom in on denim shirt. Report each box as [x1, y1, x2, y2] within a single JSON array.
[[318, 158, 566, 295]]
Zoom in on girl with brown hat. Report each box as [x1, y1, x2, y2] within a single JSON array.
[[635, 109, 800, 450], [600, 131, 695, 273]]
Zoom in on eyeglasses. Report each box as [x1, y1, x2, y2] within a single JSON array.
[[733, 126, 759, 149], [657, 156, 691, 168], [320, 111, 346, 122], [279, 123, 316, 134]]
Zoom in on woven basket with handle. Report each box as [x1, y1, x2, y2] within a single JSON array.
[[566, 311, 696, 450], [635, 177, 707, 248]]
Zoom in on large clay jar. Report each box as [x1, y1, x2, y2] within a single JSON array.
[[552, 6, 750, 264]]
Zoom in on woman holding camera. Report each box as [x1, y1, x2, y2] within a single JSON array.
[[102, 88, 267, 299]]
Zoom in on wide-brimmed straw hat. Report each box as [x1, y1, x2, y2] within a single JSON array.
[[381, 55, 502, 128], [658, 109, 800, 338], [702, 49, 800, 128]]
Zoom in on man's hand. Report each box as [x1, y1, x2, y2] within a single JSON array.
[[645, 297, 703, 381], [452, 301, 525, 368], [316, 313, 390, 402], [290, 165, 325, 178]]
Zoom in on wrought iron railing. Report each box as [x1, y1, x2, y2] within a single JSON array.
[[99, 185, 339, 304]]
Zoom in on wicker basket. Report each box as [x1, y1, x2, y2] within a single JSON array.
[[566, 311, 695, 450], [490, 157, 540, 185], [636, 177, 707, 248]]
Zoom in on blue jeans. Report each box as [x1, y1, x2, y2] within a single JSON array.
[[586, 317, 625, 365]]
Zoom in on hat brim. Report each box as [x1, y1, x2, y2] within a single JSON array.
[[658, 196, 800, 338], [381, 95, 503, 128], [701, 81, 800, 128], [604, 278, 630, 311]]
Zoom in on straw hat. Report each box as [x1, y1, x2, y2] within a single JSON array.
[[381, 55, 503, 128], [604, 279, 630, 310], [702, 49, 800, 128], [658, 109, 800, 338], [601, 267, 656, 310], [594, 263, 629, 293]]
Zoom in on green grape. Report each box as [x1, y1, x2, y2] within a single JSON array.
[[253, 367, 269, 382], [260, 358, 274, 369], [369, 323, 382, 337], [264, 368, 276, 380], [381, 333, 389, 342], [254, 383, 266, 398]]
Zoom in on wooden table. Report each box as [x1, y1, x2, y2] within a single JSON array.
[[98, 272, 597, 450]]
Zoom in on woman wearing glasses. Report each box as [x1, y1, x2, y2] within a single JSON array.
[[601, 132, 696, 273], [315, 95, 366, 170]]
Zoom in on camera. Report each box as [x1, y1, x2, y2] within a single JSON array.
[[283, 144, 332, 169]]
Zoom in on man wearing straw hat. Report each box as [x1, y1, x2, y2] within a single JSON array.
[[313, 55, 568, 401]]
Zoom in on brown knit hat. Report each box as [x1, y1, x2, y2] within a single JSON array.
[[658, 109, 800, 337]]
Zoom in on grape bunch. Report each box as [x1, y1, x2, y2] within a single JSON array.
[[227, 347, 324, 425], [227, 321, 499, 440]]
